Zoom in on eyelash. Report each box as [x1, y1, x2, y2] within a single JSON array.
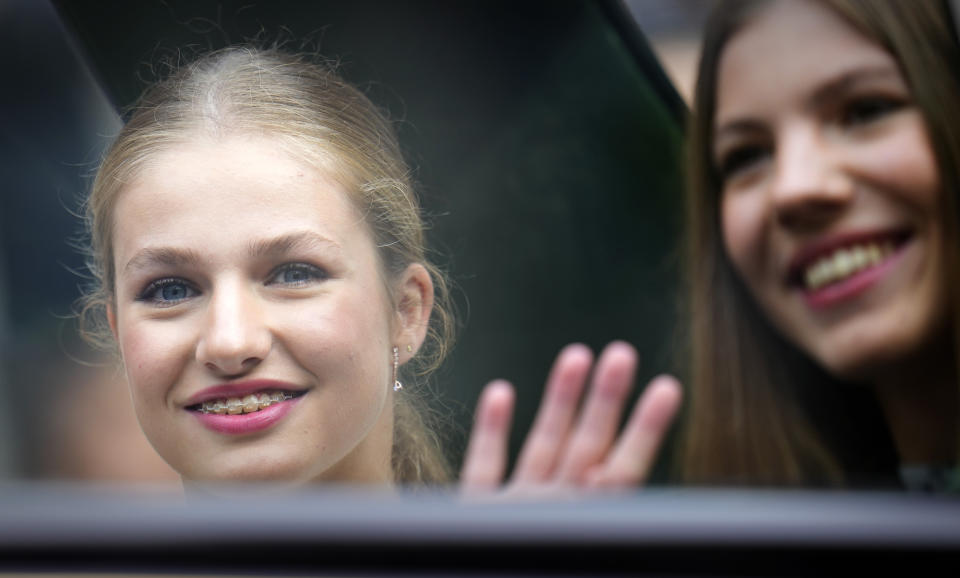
[[136, 277, 198, 306], [718, 144, 770, 182], [717, 95, 907, 183], [135, 263, 328, 307], [839, 95, 905, 127], [267, 262, 329, 287]]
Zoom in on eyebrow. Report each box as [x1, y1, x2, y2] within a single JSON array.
[[122, 247, 204, 277], [714, 65, 903, 142], [122, 231, 342, 276], [808, 65, 903, 110], [247, 230, 343, 258]]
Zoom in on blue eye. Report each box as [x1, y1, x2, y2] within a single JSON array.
[[137, 278, 197, 305], [269, 263, 328, 287]]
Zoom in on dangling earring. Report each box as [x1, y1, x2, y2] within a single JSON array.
[[392, 346, 403, 392]]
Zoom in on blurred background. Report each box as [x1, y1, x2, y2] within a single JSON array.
[[0, 0, 709, 483]]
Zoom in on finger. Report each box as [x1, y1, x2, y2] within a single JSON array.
[[460, 380, 516, 492], [587, 374, 683, 488], [554, 341, 638, 483], [511, 344, 593, 482]]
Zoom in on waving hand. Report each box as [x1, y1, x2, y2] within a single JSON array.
[[461, 341, 682, 494]]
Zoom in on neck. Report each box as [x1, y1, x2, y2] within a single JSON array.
[[874, 334, 959, 465]]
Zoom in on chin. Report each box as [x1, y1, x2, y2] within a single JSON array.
[[794, 297, 950, 384], [817, 351, 889, 383], [175, 451, 321, 486], [811, 330, 932, 384]]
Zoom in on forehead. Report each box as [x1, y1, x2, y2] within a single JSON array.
[[111, 135, 372, 267], [715, 0, 895, 124]]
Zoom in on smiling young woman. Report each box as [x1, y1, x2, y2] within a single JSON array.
[[78, 48, 456, 485], [682, 0, 960, 487]]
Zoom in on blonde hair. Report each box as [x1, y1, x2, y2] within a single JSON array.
[[681, 0, 960, 485], [79, 47, 455, 484]]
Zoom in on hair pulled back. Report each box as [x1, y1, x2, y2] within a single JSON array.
[[79, 47, 455, 484]]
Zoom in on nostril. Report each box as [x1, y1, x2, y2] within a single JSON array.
[[204, 355, 263, 377], [776, 197, 850, 231], [771, 166, 854, 217]]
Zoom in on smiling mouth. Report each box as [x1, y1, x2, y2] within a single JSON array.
[[188, 390, 306, 415], [790, 231, 911, 292]]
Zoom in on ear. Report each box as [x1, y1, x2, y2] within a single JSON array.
[[392, 263, 434, 364]]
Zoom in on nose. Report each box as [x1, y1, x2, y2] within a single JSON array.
[[195, 280, 272, 377], [770, 125, 854, 230]]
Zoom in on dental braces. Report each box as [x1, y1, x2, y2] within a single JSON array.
[[198, 392, 296, 414]]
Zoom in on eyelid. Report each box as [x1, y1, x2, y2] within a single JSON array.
[[716, 141, 770, 183], [838, 94, 907, 127], [135, 277, 198, 305], [267, 262, 330, 286]]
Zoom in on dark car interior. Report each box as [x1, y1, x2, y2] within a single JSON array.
[[0, 0, 957, 575]]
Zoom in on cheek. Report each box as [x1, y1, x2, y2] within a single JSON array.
[[721, 191, 770, 279], [893, 146, 940, 210], [857, 117, 941, 209], [117, 318, 191, 404], [278, 286, 394, 380]]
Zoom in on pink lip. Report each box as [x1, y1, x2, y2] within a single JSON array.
[[184, 380, 305, 406], [786, 228, 910, 284], [191, 394, 304, 435], [801, 239, 910, 310]]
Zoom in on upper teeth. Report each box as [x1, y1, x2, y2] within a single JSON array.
[[199, 391, 293, 414], [804, 241, 894, 291]]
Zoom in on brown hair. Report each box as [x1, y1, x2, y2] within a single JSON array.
[[681, 0, 960, 485], [78, 47, 455, 484]]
